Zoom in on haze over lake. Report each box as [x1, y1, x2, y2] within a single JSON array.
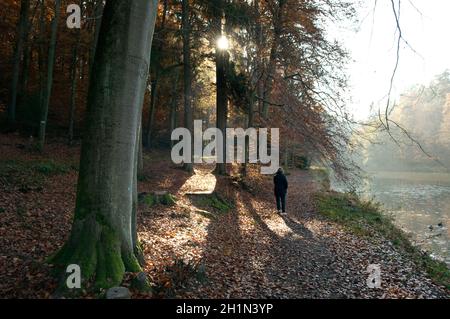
[[363, 172, 450, 266]]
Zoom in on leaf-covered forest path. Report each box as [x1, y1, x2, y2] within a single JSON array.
[[174, 167, 449, 299], [0, 134, 448, 298]]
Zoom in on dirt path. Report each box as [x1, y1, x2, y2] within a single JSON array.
[[181, 169, 449, 299]]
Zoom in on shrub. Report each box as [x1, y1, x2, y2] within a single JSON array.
[[199, 193, 233, 213], [140, 192, 177, 207], [33, 161, 70, 175]]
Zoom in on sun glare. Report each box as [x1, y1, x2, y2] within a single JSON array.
[[217, 35, 229, 50]]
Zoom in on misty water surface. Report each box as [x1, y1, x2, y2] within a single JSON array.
[[363, 172, 450, 266]]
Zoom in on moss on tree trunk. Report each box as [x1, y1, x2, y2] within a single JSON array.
[[51, 217, 141, 288]]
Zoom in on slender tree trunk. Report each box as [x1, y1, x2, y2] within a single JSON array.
[[79, 55, 84, 80], [68, 30, 81, 145], [50, 0, 158, 289], [38, 0, 46, 124], [262, 0, 285, 119], [255, 0, 264, 116], [212, 0, 228, 175], [145, 75, 159, 148], [144, 0, 168, 149], [215, 49, 228, 175], [283, 143, 290, 173], [182, 0, 193, 172], [170, 69, 180, 148], [20, 41, 31, 101], [8, 0, 30, 125], [243, 94, 255, 176], [19, 2, 38, 103], [39, 0, 61, 150]]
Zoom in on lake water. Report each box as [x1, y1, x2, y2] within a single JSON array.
[[362, 172, 450, 266]]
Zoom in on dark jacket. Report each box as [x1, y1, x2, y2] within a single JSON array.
[[274, 171, 288, 195]]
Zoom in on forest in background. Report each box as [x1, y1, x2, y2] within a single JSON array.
[[0, 0, 359, 180], [362, 71, 450, 172]]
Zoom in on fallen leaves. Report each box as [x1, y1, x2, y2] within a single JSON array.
[[0, 134, 449, 299]]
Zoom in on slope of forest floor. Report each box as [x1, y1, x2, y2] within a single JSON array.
[[0, 133, 449, 299]]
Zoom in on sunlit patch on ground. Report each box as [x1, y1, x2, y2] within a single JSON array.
[[179, 165, 217, 195], [264, 217, 295, 238]]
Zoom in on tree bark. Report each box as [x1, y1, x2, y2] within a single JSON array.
[[19, 2, 39, 102], [262, 0, 286, 119], [182, 0, 194, 172], [19, 40, 31, 101], [213, 0, 228, 175], [243, 94, 255, 176], [283, 143, 289, 171], [38, 0, 61, 150], [68, 29, 81, 145], [133, 109, 144, 266], [137, 122, 144, 178], [169, 69, 180, 148], [50, 0, 158, 289], [8, 0, 30, 125], [215, 49, 228, 175], [144, 0, 168, 149], [37, 0, 46, 123], [145, 75, 159, 148], [255, 0, 264, 116], [89, 0, 105, 72]]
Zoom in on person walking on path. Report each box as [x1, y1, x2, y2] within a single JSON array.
[[274, 167, 288, 215]]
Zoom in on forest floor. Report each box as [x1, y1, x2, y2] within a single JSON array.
[[0, 133, 449, 299]]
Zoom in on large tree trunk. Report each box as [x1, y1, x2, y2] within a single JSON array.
[[51, 0, 158, 289], [89, 0, 105, 72], [182, 0, 193, 172], [38, 0, 61, 150], [137, 122, 144, 178], [8, 0, 30, 125], [133, 110, 144, 266]]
